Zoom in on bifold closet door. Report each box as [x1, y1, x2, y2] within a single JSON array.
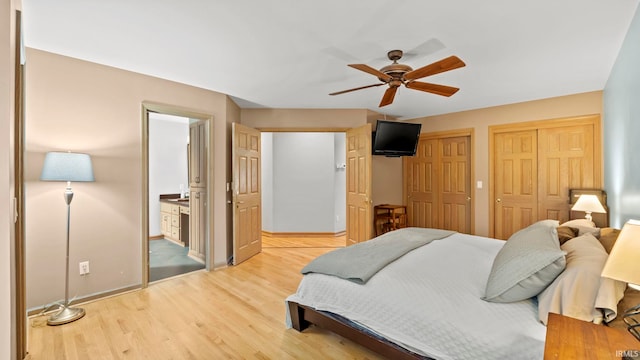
[[537, 124, 595, 223], [439, 136, 471, 233], [493, 121, 597, 239], [405, 135, 471, 233], [406, 138, 438, 228], [493, 130, 538, 240]]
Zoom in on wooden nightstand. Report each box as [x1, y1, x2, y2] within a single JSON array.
[[544, 312, 640, 359]]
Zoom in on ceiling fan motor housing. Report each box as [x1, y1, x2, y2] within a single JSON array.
[[380, 63, 413, 81], [379, 50, 413, 81]]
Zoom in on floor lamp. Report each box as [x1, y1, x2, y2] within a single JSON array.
[[40, 151, 95, 325]]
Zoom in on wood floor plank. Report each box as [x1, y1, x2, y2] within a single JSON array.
[[263, 234, 345, 248], [28, 237, 385, 359]]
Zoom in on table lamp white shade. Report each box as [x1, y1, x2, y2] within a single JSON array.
[[571, 194, 606, 222], [601, 219, 640, 286], [40, 152, 94, 182]]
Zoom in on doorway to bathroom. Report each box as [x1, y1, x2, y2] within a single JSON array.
[[142, 104, 211, 285]]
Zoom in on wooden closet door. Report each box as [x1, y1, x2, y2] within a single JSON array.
[[537, 125, 595, 222], [440, 136, 471, 233], [494, 130, 538, 239], [405, 138, 438, 228]]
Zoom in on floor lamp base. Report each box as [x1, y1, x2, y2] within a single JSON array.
[[47, 305, 85, 326]]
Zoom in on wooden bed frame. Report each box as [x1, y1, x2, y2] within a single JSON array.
[[287, 300, 432, 360]]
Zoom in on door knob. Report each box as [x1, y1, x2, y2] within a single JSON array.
[[496, 198, 502, 203], [466, 196, 471, 201]]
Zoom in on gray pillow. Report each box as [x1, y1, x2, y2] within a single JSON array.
[[483, 221, 566, 303]]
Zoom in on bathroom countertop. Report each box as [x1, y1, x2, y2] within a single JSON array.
[[159, 194, 190, 207]]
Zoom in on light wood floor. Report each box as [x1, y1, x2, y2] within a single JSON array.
[[262, 234, 346, 248], [27, 236, 385, 359]]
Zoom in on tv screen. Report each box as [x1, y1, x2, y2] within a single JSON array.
[[372, 120, 422, 157]]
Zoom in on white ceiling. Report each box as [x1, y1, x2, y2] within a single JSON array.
[[22, 0, 639, 120]]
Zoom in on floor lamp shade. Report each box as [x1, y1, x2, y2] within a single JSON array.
[[40, 152, 94, 182], [40, 151, 94, 325]]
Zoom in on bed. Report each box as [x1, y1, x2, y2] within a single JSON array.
[[286, 220, 626, 359]]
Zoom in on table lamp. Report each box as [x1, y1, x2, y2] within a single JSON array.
[[572, 194, 606, 223], [40, 151, 94, 325], [601, 219, 640, 341]]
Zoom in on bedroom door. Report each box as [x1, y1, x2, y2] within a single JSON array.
[[232, 123, 262, 264], [345, 124, 373, 246]]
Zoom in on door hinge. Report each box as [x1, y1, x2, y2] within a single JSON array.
[[12, 197, 18, 223]]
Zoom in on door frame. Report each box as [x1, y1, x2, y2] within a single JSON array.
[[14, 9, 27, 360], [253, 127, 351, 238], [488, 114, 602, 238], [141, 102, 214, 287]]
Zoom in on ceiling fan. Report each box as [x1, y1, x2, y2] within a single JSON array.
[[329, 50, 466, 107]]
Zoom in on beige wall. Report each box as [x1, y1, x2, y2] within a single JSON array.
[[25, 49, 233, 309], [406, 91, 603, 236], [2, 0, 20, 357]]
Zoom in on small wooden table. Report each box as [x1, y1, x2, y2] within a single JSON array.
[[544, 312, 640, 359], [374, 204, 407, 236]]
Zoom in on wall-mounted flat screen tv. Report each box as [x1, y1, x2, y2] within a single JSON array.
[[372, 120, 422, 157]]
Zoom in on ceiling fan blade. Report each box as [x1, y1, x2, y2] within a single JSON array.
[[379, 86, 398, 107], [405, 81, 459, 97], [402, 38, 446, 60], [329, 83, 385, 96], [348, 64, 393, 82], [403, 55, 466, 81]]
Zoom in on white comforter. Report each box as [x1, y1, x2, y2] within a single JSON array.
[[286, 231, 546, 360]]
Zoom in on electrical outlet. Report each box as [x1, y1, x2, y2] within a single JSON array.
[[79, 261, 90, 275]]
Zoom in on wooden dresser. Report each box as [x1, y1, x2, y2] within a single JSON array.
[[544, 312, 639, 359]]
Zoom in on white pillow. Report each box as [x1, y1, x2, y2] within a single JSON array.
[[562, 219, 596, 228], [537, 234, 624, 324], [483, 221, 566, 303]]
